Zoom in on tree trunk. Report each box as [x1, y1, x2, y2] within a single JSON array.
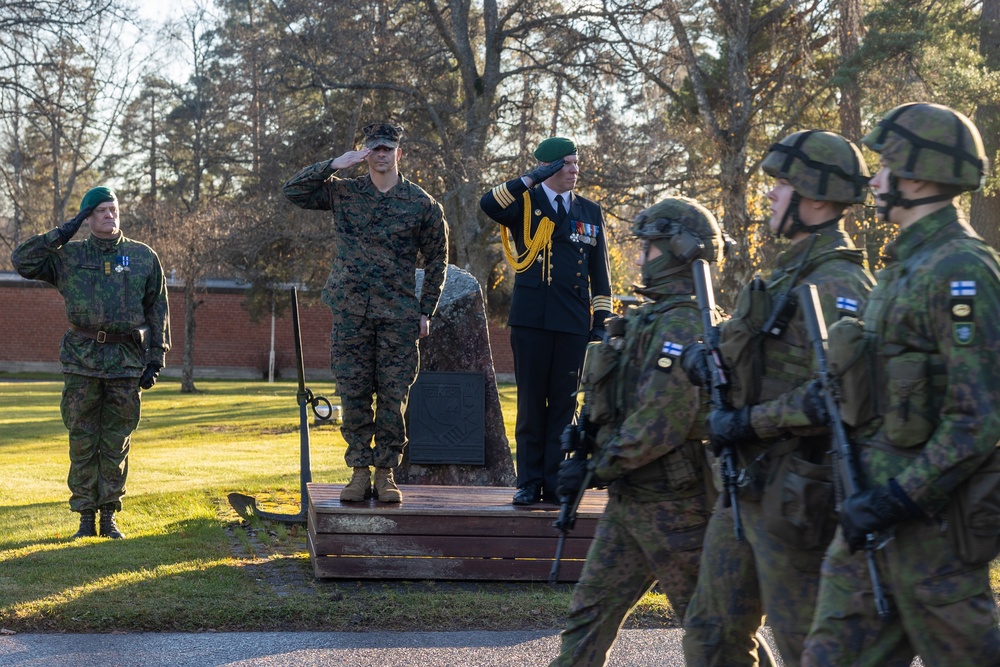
[[181, 286, 198, 393], [971, 0, 1000, 248], [837, 0, 863, 142]]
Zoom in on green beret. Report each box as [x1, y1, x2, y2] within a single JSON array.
[[80, 186, 116, 213], [533, 137, 577, 163]]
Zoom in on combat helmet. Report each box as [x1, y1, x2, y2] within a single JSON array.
[[631, 196, 731, 294], [762, 130, 870, 238], [862, 103, 986, 216]]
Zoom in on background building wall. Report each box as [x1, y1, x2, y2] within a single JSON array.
[[0, 274, 515, 382]]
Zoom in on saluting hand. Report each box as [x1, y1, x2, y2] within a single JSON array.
[[329, 149, 371, 171]]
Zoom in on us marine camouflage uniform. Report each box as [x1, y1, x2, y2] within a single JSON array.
[[11, 228, 169, 512], [551, 197, 720, 667], [803, 103, 1000, 667], [282, 159, 448, 469]]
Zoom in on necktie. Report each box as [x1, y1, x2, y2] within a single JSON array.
[[556, 194, 567, 222]]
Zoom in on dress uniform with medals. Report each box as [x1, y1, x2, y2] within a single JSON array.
[[480, 137, 613, 505]]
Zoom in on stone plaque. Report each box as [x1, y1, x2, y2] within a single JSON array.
[[408, 371, 485, 465]]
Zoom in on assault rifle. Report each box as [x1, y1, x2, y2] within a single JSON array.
[[692, 259, 744, 542], [549, 405, 598, 585], [799, 283, 892, 619]]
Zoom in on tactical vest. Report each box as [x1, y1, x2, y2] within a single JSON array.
[[835, 219, 1000, 566], [720, 245, 868, 409], [583, 298, 706, 499]]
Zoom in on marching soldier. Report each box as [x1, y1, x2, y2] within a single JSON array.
[[682, 130, 875, 666], [550, 197, 725, 666], [480, 137, 613, 505], [802, 104, 1000, 666]]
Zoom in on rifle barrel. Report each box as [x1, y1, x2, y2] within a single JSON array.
[[798, 283, 891, 619], [692, 259, 744, 542]]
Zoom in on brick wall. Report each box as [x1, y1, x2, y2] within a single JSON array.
[[0, 275, 515, 380]]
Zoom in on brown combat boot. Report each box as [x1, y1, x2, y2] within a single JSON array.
[[72, 509, 97, 539], [373, 467, 402, 503], [340, 467, 372, 502], [99, 504, 125, 539]]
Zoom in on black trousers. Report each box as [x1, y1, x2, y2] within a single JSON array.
[[510, 326, 589, 499]]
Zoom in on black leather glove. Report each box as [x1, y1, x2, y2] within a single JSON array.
[[589, 327, 606, 342], [802, 379, 830, 426], [556, 455, 589, 499], [680, 342, 711, 388], [840, 480, 921, 553], [56, 206, 95, 245], [707, 405, 755, 456], [139, 363, 162, 390], [523, 157, 565, 185]]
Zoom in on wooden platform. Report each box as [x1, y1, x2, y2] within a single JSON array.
[[307, 483, 608, 582]]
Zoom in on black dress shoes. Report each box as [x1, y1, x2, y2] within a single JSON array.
[[512, 482, 542, 506]]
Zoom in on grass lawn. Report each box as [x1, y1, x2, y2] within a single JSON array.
[[0, 376, 675, 633]]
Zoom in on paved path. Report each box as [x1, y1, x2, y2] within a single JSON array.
[[0, 629, 689, 667]]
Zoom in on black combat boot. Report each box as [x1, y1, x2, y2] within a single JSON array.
[[99, 504, 125, 539], [72, 509, 97, 539]]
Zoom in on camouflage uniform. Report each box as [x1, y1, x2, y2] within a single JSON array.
[[551, 197, 720, 667], [282, 133, 448, 470], [684, 131, 874, 667], [11, 226, 169, 513], [802, 104, 1000, 667]]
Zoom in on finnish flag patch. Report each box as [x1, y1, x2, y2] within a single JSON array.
[[951, 281, 977, 297], [661, 341, 683, 357], [836, 296, 859, 313], [657, 341, 683, 372]]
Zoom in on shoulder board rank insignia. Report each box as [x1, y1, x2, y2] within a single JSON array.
[[658, 341, 683, 372], [836, 296, 859, 315]]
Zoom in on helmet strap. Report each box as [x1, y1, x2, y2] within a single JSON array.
[[777, 191, 804, 239], [881, 173, 954, 220]]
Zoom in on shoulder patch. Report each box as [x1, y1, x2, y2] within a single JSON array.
[[953, 323, 975, 345], [657, 340, 683, 372], [950, 280, 977, 297], [950, 298, 974, 321], [836, 296, 859, 314], [661, 341, 683, 356]]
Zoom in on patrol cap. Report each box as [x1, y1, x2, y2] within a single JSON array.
[[861, 103, 986, 191], [533, 137, 577, 163], [80, 186, 116, 213], [363, 122, 404, 149]]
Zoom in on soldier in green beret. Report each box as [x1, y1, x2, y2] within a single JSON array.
[[283, 122, 449, 504], [801, 104, 1000, 666], [11, 186, 170, 540], [480, 137, 613, 506], [681, 130, 875, 666]]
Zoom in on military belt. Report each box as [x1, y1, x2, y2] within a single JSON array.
[[70, 324, 131, 344]]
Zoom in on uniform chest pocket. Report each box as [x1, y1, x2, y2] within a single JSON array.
[[66, 264, 102, 315], [884, 352, 935, 448]]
